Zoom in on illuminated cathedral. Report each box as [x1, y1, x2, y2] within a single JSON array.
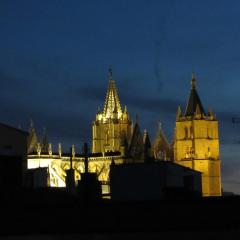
[[27, 70, 221, 197]]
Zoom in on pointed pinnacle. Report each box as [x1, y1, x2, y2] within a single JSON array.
[[30, 119, 34, 128], [158, 121, 162, 131], [191, 72, 196, 89], [208, 107, 214, 117], [176, 106, 182, 120], [195, 104, 201, 115], [177, 106, 182, 114], [109, 67, 113, 80]]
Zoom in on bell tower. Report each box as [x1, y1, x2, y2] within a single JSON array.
[[92, 69, 132, 154], [173, 73, 221, 196]]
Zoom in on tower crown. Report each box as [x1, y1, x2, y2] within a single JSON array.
[[185, 73, 205, 116], [103, 68, 123, 120]]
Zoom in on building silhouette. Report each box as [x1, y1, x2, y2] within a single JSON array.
[[0, 123, 28, 192], [110, 161, 202, 201]]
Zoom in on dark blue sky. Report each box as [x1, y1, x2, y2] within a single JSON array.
[[1, 0, 240, 193]]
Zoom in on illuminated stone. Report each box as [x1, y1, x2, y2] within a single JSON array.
[[26, 71, 222, 197], [27, 154, 123, 187], [92, 68, 132, 154], [173, 74, 221, 196]]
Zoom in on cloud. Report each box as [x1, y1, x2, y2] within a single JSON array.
[[0, 89, 92, 148], [121, 93, 183, 114], [0, 70, 19, 85], [0, 70, 29, 95], [73, 82, 183, 114], [74, 84, 105, 102]]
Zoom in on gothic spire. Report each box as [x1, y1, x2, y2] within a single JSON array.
[[103, 68, 122, 119], [143, 129, 151, 162], [152, 122, 171, 160], [185, 73, 205, 116], [128, 122, 144, 159], [208, 107, 215, 119], [176, 106, 182, 120], [27, 119, 38, 154], [143, 129, 151, 149], [195, 104, 202, 117], [109, 67, 113, 80], [42, 127, 49, 153], [158, 121, 162, 131], [191, 72, 196, 89]]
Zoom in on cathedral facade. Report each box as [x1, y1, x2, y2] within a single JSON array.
[[27, 69, 145, 193], [27, 70, 221, 197]]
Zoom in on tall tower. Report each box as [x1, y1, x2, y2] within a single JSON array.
[[173, 74, 221, 196], [92, 69, 132, 154]]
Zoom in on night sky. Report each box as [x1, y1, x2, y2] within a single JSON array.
[[1, 0, 240, 193]]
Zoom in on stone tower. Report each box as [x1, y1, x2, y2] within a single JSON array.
[[92, 69, 132, 154], [173, 74, 221, 196]]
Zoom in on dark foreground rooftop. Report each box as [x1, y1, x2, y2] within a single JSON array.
[[0, 188, 240, 238]]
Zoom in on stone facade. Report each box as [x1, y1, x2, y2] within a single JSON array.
[[173, 74, 221, 196], [27, 71, 222, 197], [92, 69, 132, 154]]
